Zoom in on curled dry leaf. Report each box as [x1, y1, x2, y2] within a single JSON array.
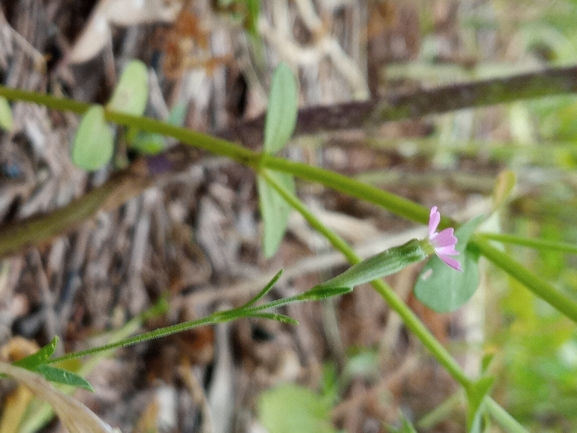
[[0, 362, 120, 433], [69, 0, 182, 64]]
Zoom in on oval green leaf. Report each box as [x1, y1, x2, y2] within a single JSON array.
[[263, 62, 298, 154], [106, 59, 148, 116], [72, 105, 114, 171], [414, 215, 485, 313], [0, 96, 13, 131], [257, 170, 295, 258]]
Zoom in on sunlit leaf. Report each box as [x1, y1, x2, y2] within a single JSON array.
[[258, 384, 335, 433], [71, 105, 114, 171], [414, 215, 485, 313], [107, 60, 149, 116], [0, 96, 13, 131], [263, 62, 298, 154], [257, 170, 295, 258]]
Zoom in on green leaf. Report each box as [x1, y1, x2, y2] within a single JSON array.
[[106, 60, 149, 116], [257, 170, 295, 258], [34, 365, 94, 392], [258, 384, 336, 433], [71, 105, 114, 171], [491, 169, 516, 212], [414, 215, 485, 313], [0, 96, 13, 131], [466, 376, 494, 433], [263, 62, 298, 154], [13, 337, 59, 370], [243, 269, 284, 308]]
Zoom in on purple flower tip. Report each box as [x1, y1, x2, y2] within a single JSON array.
[[428, 206, 462, 271]]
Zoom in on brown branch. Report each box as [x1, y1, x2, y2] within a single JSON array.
[[217, 64, 577, 146]]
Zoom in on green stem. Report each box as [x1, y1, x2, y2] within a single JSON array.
[[484, 398, 529, 433], [264, 171, 528, 432], [480, 232, 577, 255], [262, 171, 469, 387], [1, 85, 574, 330], [474, 236, 577, 323], [47, 315, 216, 364]]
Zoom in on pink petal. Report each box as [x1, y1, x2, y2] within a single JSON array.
[[432, 228, 457, 248], [439, 255, 462, 271], [428, 206, 440, 238], [436, 245, 459, 256]]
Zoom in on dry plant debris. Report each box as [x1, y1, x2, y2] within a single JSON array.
[[0, 1, 503, 432]]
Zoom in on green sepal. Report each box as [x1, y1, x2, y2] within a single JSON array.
[[318, 239, 428, 290]]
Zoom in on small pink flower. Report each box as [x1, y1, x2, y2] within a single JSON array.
[[428, 206, 462, 271]]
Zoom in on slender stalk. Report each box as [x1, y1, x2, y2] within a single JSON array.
[[474, 236, 577, 323], [480, 233, 577, 255], [0, 86, 574, 329], [484, 398, 529, 433], [264, 171, 528, 432], [262, 171, 469, 386], [47, 315, 216, 364]]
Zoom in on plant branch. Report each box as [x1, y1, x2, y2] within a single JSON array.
[[217, 64, 577, 145]]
